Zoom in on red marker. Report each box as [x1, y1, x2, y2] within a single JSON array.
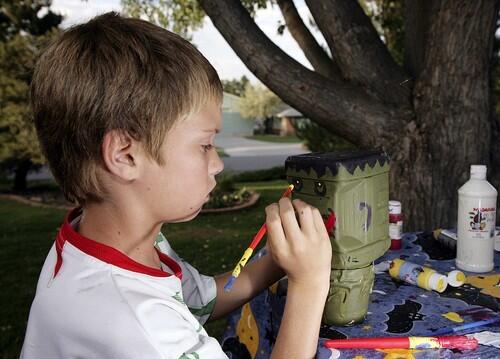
[[323, 335, 478, 350]]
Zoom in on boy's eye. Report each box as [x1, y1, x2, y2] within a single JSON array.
[[202, 144, 213, 152]]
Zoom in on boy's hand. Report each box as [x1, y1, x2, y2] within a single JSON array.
[[265, 198, 332, 290]]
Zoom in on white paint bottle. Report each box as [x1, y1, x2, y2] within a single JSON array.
[[456, 165, 497, 273]]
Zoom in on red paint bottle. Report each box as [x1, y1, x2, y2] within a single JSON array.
[[389, 200, 403, 250]]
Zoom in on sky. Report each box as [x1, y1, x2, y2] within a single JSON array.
[[50, 0, 326, 82]]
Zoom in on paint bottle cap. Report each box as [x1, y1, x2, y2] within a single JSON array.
[[447, 270, 466, 287], [470, 165, 487, 179], [388, 200, 402, 214], [429, 273, 448, 293]]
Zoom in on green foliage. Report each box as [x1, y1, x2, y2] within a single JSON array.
[[203, 186, 251, 210], [216, 173, 237, 192], [292, 119, 356, 153], [239, 83, 284, 119], [364, 0, 405, 65], [0, 32, 49, 171], [0, 1, 61, 182], [121, 0, 205, 39], [204, 174, 251, 210], [231, 166, 285, 183], [121, 0, 269, 39], [221, 75, 249, 97], [0, 0, 62, 41], [244, 134, 301, 143]]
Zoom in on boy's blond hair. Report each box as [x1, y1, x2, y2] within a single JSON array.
[[31, 12, 222, 205]]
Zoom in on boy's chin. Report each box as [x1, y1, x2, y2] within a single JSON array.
[[168, 207, 203, 223]]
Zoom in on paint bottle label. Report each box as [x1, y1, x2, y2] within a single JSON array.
[[456, 165, 497, 272], [389, 259, 447, 292], [494, 229, 500, 252], [389, 222, 402, 238], [389, 200, 403, 250]]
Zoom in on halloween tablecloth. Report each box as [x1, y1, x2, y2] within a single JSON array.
[[221, 231, 500, 358]]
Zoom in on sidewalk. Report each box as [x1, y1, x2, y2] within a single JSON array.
[[217, 135, 310, 173]]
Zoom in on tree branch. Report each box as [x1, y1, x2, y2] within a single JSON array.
[[276, 0, 339, 79], [198, 0, 411, 148], [305, 0, 411, 105], [403, 0, 433, 78]]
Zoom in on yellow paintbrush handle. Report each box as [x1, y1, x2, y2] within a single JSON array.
[[230, 247, 254, 278]]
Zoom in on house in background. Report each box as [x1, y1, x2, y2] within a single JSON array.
[[275, 107, 305, 136], [220, 92, 306, 138], [220, 92, 254, 137]]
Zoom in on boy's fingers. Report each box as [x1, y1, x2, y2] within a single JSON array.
[[278, 197, 301, 239], [265, 203, 286, 243], [292, 199, 315, 236], [312, 208, 329, 238]]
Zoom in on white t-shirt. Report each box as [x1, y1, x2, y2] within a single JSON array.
[[21, 208, 228, 359]]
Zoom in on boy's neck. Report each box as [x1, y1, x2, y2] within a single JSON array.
[[77, 201, 163, 270]]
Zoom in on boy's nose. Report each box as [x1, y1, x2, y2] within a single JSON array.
[[210, 150, 224, 176]]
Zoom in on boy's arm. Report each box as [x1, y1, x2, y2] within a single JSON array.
[[212, 198, 331, 359], [270, 281, 328, 359], [210, 250, 285, 320]]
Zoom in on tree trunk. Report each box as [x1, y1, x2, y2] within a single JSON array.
[[200, 0, 499, 230], [13, 159, 31, 192], [392, 0, 499, 230], [489, 9, 500, 224], [491, 112, 500, 224]]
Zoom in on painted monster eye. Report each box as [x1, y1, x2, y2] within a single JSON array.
[[291, 178, 303, 192], [314, 181, 326, 196]]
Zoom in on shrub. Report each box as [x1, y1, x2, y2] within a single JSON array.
[[231, 166, 285, 183], [203, 174, 251, 209], [292, 119, 356, 152]]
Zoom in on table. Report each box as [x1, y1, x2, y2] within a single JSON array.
[[221, 231, 500, 358]]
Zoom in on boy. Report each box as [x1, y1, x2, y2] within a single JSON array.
[[21, 12, 332, 359]]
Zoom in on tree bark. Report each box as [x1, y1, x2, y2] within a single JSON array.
[[391, 0, 498, 230], [276, 0, 340, 79], [199, 0, 498, 231], [305, 0, 411, 105], [488, 6, 500, 224], [403, 0, 433, 78], [13, 159, 31, 192], [491, 113, 500, 224]]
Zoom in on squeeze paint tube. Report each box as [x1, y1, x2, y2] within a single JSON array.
[[389, 259, 447, 293], [447, 270, 466, 287]]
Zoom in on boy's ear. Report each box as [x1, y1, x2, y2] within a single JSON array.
[[101, 130, 141, 181]]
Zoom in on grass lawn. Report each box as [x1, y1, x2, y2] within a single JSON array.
[[0, 180, 286, 359], [245, 134, 303, 143]]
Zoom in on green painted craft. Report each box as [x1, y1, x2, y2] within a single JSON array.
[[285, 151, 390, 326]]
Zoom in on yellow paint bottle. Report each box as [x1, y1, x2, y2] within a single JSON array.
[[389, 259, 447, 293]]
